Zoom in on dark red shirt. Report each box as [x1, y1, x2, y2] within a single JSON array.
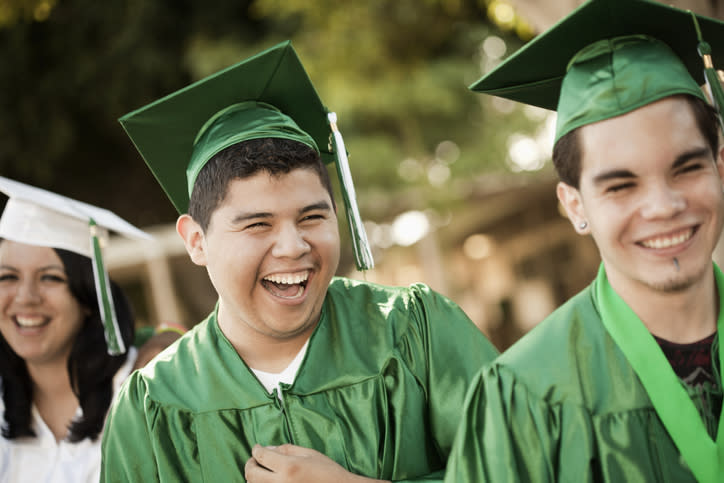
[[655, 333, 717, 387]]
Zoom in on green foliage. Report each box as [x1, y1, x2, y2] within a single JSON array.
[[0, 0, 546, 233]]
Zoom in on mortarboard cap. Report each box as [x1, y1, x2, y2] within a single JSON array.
[[0, 176, 152, 355], [470, 0, 724, 142], [119, 41, 373, 270]]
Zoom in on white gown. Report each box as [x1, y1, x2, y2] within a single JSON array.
[[0, 348, 137, 483]]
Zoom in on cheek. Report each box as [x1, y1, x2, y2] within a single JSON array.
[[0, 288, 14, 307], [65, 301, 88, 332], [313, 228, 341, 265], [321, 228, 341, 249], [52, 286, 86, 323], [585, 202, 630, 244], [206, 249, 258, 297]]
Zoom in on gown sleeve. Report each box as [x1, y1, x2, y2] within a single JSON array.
[[397, 284, 499, 483], [101, 371, 160, 482], [443, 362, 604, 483]]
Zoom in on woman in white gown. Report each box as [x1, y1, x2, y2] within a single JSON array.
[[0, 177, 154, 482]]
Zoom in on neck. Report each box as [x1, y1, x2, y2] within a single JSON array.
[[216, 308, 315, 373], [27, 359, 79, 442], [27, 358, 73, 397], [607, 266, 719, 344]]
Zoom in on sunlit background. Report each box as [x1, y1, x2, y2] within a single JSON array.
[[1, 0, 722, 350]]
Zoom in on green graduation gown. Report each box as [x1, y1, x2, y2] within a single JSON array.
[[445, 279, 722, 483], [101, 277, 498, 482]]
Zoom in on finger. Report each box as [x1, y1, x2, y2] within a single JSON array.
[[252, 444, 286, 471], [244, 458, 274, 483]]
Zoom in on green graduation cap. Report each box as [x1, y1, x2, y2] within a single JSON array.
[[472, 1, 724, 481], [0, 176, 152, 355], [471, 0, 724, 143], [119, 41, 373, 270]]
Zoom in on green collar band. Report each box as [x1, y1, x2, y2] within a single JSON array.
[[594, 263, 724, 482]]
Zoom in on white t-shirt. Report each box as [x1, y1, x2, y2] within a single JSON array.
[[250, 340, 309, 400], [0, 347, 137, 483]]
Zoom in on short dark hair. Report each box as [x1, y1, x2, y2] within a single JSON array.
[[188, 138, 336, 232], [553, 95, 720, 189], [0, 247, 134, 442]]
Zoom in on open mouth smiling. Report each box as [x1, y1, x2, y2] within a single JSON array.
[[14, 315, 50, 329], [261, 270, 310, 299], [638, 226, 696, 249]]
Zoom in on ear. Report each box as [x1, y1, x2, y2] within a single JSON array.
[[556, 181, 589, 235], [716, 146, 724, 185], [176, 214, 208, 266]]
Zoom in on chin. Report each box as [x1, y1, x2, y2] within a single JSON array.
[[647, 264, 708, 293], [649, 277, 697, 293]]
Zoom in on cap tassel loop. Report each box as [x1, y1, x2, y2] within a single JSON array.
[[89, 219, 125, 355], [327, 112, 374, 271], [692, 12, 724, 136]]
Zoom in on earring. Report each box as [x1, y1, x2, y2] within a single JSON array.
[[579, 221, 588, 230]]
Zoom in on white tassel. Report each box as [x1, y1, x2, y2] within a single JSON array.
[[328, 112, 374, 270]]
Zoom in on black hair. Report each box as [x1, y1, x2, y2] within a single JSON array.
[[0, 247, 134, 442], [188, 138, 335, 232]]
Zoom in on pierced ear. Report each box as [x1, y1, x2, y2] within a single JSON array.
[[176, 214, 208, 266], [556, 182, 589, 234]]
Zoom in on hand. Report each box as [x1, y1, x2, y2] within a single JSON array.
[[244, 444, 390, 483]]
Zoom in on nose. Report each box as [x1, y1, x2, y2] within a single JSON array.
[[639, 182, 686, 220], [271, 223, 311, 259], [14, 280, 42, 305]]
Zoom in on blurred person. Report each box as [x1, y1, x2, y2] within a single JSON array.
[[131, 322, 188, 370], [445, 0, 724, 481], [101, 41, 498, 482], [0, 176, 175, 482]]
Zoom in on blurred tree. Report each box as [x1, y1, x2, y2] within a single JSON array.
[[0, 0, 545, 260]]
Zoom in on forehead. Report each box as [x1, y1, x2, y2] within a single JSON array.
[[0, 240, 63, 266], [578, 96, 703, 177], [219, 168, 332, 210]]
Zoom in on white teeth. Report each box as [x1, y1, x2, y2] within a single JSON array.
[[16, 316, 46, 327], [641, 230, 692, 249], [264, 271, 309, 285]]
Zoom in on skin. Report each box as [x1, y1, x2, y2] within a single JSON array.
[[245, 444, 386, 483], [177, 168, 341, 372], [558, 96, 724, 343], [0, 241, 87, 440], [178, 167, 389, 483]]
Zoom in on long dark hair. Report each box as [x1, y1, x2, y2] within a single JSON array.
[[0, 246, 134, 442]]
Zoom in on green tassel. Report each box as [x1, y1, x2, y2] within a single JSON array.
[[692, 12, 724, 137], [89, 219, 125, 355], [327, 112, 374, 271]]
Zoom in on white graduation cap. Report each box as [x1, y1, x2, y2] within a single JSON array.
[[0, 176, 152, 355]]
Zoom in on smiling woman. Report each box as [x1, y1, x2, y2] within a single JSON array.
[[0, 177, 160, 483]]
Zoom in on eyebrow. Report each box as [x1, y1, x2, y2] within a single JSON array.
[[300, 201, 332, 214], [0, 264, 65, 272], [230, 201, 332, 225], [671, 146, 711, 170], [592, 169, 635, 186], [591, 146, 713, 186]]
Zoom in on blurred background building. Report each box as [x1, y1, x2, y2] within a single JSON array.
[[1, 0, 722, 351]]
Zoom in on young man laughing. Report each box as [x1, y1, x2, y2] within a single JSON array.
[[445, 0, 724, 481], [100, 42, 498, 483]]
